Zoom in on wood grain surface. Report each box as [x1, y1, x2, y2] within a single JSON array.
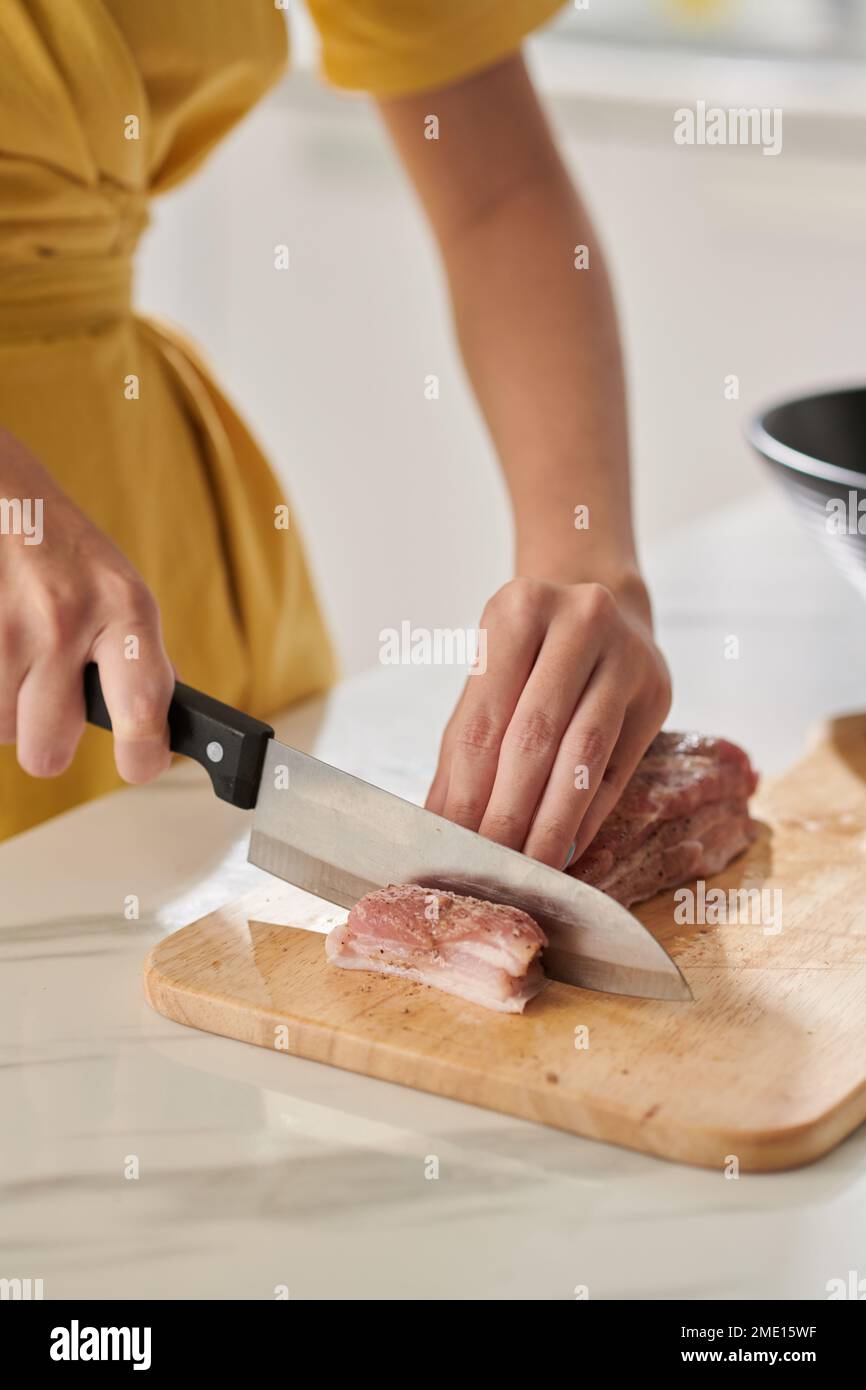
[[144, 717, 866, 1170]]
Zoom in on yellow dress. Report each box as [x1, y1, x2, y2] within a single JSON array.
[[0, 0, 562, 840]]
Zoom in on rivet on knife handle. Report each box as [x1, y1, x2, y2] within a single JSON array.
[[83, 662, 274, 810]]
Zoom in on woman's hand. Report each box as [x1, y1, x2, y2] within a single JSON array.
[[0, 428, 174, 782], [426, 576, 671, 870]]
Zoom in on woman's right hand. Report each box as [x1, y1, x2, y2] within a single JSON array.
[[0, 428, 175, 783]]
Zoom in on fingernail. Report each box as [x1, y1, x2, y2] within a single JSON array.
[[563, 841, 576, 869]]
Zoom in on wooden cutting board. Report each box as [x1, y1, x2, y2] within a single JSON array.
[[144, 716, 866, 1171]]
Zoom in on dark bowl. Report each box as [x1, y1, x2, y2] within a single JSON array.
[[747, 386, 866, 598]]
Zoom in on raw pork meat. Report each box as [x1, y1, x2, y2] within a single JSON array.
[[569, 732, 758, 907], [326, 883, 548, 1013]]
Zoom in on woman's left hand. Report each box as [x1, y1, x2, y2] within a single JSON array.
[[425, 576, 671, 870]]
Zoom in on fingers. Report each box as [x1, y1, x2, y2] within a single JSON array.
[[424, 746, 451, 816], [0, 614, 26, 745], [438, 582, 548, 831], [424, 678, 471, 815], [12, 587, 88, 774], [475, 620, 602, 853], [437, 684, 527, 832], [91, 604, 174, 785], [522, 665, 626, 867], [16, 658, 86, 777]]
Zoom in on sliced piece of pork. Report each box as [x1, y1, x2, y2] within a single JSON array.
[[326, 883, 548, 1014]]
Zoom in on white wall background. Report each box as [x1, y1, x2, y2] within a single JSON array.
[[136, 10, 866, 677]]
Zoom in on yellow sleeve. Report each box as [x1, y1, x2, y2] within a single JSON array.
[[305, 0, 566, 97]]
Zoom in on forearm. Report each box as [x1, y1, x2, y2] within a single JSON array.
[[444, 171, 642, 601], [379, 55, 647, 623]]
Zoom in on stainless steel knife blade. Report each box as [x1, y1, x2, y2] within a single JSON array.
[[248, 739, 691, 1001]]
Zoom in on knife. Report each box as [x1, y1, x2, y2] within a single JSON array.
[[84, 664, 690, 1001]]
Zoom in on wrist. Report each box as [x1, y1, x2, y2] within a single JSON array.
[[603, 569, 654, 630], [515, 549, 654, 630]]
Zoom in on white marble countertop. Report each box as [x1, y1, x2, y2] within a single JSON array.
[[3, 492, 866, 1301]]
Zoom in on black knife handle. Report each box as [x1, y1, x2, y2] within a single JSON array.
[[83, 662, 274, 810]]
